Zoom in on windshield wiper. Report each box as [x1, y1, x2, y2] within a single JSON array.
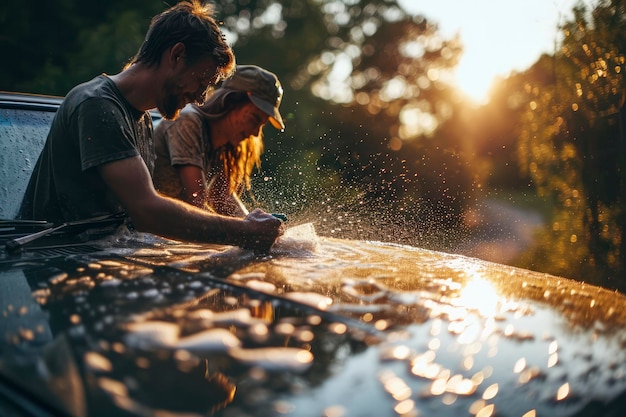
[[4, 212, 126, 253], [0, 219, 53, 231]]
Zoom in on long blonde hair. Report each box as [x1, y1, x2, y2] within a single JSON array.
[[217, 128, 263, 195], [199, 90, 264, 194]]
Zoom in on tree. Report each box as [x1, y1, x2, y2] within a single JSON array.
[[0, 0, 162, 94], [517, 0, 626, 290]]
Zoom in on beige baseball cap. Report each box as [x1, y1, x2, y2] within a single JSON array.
[[220, 65, 285, 131]]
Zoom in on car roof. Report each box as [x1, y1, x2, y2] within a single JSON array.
[[0, 91, 162, 121], [0, 91, 63, 111]]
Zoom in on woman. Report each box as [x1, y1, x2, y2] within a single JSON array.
[[153, 65, 285, 217]]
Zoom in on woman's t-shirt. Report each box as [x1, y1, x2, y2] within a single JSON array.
[[152, 106, 214, 201]]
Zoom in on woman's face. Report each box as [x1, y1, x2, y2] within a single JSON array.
[[226, 102, 269, 146]]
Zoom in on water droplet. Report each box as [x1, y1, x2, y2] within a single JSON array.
[[513, 357, 526, 373], [85, 351, 113, 372], [476, 404, 495, 417], [556, 383, 570, 400]]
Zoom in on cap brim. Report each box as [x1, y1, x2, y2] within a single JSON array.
[[268, 116, 284, 131], [249, 94, 285, 131]]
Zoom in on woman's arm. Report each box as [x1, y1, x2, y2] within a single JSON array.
[[176, 164, 248, 217], [206, 169, 249, 217], [176, 164, 210, 209]]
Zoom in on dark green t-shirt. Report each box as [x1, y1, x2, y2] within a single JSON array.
[[19, 75, 154, 222]]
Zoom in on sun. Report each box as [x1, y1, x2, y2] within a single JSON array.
[[452, 55, 500, 105], [394, 0, 579, 106], [449, 26, 514, 105]]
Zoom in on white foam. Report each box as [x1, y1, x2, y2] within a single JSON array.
[[228, 347, 314, 372], [175, 328, 241, 352], [271, 222, 320, 255], [124, 321, 180, 349]]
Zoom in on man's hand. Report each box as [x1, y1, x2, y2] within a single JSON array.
[[239, 209, 284, 252]]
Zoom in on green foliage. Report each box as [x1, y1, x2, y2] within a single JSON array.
[[516, 0, 626, 290]]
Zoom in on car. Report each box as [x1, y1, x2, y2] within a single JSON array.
[[1, 91, 626, 417]]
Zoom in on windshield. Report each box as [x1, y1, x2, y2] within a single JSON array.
[[0, 107, 53, 219]]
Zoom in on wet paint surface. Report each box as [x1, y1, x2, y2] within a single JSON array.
[[1, 224, 626, 416]]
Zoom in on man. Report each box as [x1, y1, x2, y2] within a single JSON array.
[[18, 0, 283, 251], [152, 65, 285, 217]]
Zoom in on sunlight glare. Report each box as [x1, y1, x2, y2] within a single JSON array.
[[452, 60, 499, 104], [397, 0, 587, 104], [399, 105, 438, 138], [455, 277, 500, 317]]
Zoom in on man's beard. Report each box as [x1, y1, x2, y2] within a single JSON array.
[[160, 93, 182, 120], [159, 80, 183, 120]]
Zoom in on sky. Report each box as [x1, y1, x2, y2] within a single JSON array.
[[397, 0, 590, 102]]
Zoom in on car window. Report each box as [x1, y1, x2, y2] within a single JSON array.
[[0, 108, 55, 219]]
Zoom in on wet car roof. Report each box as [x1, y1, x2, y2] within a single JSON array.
[[1, 92, 626, 417]]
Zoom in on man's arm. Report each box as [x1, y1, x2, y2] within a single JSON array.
[[98, 156, 281, 249]]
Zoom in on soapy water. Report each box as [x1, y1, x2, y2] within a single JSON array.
[[269, 222, 320, 255], [94, 221, 321, 263]]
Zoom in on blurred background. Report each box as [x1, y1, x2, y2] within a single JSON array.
[[1, 0, 624, 291]]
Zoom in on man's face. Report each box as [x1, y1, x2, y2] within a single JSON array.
[[159, 56, 218, 120]]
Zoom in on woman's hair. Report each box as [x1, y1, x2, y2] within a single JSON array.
[[202, 91, 264, 195], [129, 0, 235, 82]]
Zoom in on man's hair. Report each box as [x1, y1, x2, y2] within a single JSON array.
[[130, 0, 235, 82]]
